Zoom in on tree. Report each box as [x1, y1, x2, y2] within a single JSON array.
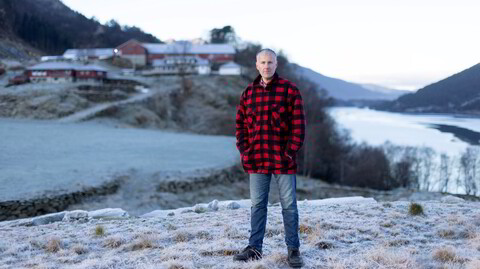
[[210, 25, 237, 44], [438, 154, 453, 192], [459, 146, 479, 195]]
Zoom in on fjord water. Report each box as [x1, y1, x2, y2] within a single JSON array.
[[329, 107, 480, 155]]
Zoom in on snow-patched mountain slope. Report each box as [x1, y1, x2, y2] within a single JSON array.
[[1, 196, 479, 269]]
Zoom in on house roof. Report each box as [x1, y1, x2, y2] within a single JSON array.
[[143, 43, 235, 54], [27, 62, 108, 72], [63, 48, 114, 58], [75, 65, 108, 72]]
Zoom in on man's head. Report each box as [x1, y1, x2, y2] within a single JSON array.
[[256, 48, 277, 81]]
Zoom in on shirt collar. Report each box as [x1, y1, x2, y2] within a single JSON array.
[[253, 72, 279, 87]]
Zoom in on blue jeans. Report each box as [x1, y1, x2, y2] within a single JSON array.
[[248, 173, 300, 251]]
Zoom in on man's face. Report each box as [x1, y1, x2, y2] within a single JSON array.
[[256, 52, 277, 80]]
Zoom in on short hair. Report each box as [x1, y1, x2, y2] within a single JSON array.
[[256, 48, 277, 61]]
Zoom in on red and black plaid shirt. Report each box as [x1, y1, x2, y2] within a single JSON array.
[[236, 73, 306, 174]]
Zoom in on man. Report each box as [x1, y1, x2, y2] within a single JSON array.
[[234, 49, 306, 268]]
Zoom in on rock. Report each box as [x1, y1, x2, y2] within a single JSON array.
[[63, 210, 89, 222], [316, 241, 334, 249], [441, 195, 465, 204], [227, 201, 241, 210], [208, 200, 219, 211], [88, 208, 129, 219], [32, 212, 66, 226], [181, 209, 194, 214], [194, 204, 207, 213], [167, 212, 175, 216]]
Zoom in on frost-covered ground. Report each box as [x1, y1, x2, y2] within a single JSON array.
[[1, 196, 479, 269], [0, 118, 238, 201]]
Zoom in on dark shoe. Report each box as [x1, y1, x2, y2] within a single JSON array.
[[288, 248, 303, 268], [233, 246, 262, 261]]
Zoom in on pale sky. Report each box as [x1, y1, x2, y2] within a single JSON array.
[[61, 0, 480, 90]]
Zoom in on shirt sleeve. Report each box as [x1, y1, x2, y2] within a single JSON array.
[[285, 87, 306, 158], [235, 89, 250, 155]]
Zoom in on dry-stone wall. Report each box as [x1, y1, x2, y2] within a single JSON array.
[[0, 176, 126, 221]]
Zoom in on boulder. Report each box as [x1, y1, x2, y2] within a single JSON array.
[[32, 212, 66, 226], [89, 208, 129, 219], [441, 195, 465, 204], [208, 200, 219, 211], [226, 201, 241, 210], [63, 210, 89, 222]]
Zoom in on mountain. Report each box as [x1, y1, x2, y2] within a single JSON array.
[[292, 64, 406, 101], [361, 83, 410, 98], [0, 0, 161, 59], [378, 63, 480, 114]]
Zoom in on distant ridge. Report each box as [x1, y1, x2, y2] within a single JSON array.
[[378, 63, 480, 115], [292, 64, 407, 101]]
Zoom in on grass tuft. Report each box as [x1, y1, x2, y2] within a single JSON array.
[[408, 203, 424, 216], [200, 249, 239, 256], [130, 237, 153, 251], [174, 232, 192, 243], [299, 224, 314, 234], [195, 231, 212, 240], [437, 229, 455, 239], [104, 237, 124, 248], [94, 225, 105, 237], [433, 246, 456, 262], [45, 238, 61, 253], [72, 244, 88, 255]]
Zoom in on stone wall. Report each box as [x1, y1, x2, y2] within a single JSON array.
[[0, 165, 247, 222], [156, 165, 247, 194], [0, 176, 126, 221]]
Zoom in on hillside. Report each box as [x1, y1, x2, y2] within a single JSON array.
[[378, 63, 480, 115], [1, 197, 480, 269], [0, 75, 249, 135], [0, 0, 161, 59], [292, 64, 406, 101]]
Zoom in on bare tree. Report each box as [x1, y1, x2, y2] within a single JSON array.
[[438, 153, 453, 193], [459, 146, 479, 195], [417, 147, 436, 191]]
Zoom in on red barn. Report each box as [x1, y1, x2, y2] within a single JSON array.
[[26, 62, 107, 83], [116, 39, 235, 67]]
